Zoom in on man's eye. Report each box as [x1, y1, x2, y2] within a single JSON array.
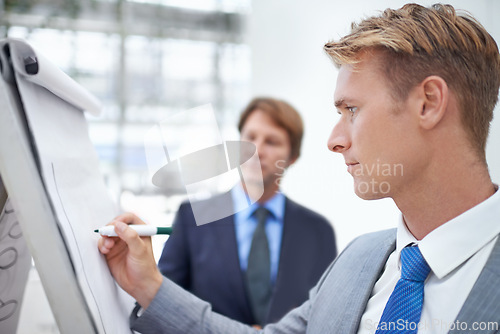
[[266, 140, 279, 146], [347, 106, 358, 114], [243, 135, 255, 141]]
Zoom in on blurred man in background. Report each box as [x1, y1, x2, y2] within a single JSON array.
[[158, 97, 337, 327]]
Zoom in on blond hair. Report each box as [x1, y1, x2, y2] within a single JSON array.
[[324, 3, 500, 159]]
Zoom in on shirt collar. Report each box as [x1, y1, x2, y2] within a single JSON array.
[[396, 185, 500, 279], [231, 184, 285, 222]]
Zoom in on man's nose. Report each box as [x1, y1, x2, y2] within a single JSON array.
[[327, 120, 351, 153], [252, 139, 265, 157]]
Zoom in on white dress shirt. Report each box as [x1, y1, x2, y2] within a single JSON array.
[[357, 187, 500, 334]]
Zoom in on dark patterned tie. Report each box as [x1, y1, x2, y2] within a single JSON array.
[[375, 245, 431, 334], [245, 206, 272, 326]]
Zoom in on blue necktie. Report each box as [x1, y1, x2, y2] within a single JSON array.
[[375, 245, 431, 334]]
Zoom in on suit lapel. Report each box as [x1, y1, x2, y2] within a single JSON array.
[[341, 233, 396, 334], [307, 229, 396, 334], [449, 236, 500, 334], [216, 213, 254, 320], [204, 191, 254, 321]]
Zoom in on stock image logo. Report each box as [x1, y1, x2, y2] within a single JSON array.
[[352, 160, 404, 195], [144, 104, 264, 226]]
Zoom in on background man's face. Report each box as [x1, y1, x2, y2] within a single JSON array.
[[240, 109, 293, 190]]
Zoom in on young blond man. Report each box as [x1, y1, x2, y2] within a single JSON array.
[[99, 4, 500, 333]]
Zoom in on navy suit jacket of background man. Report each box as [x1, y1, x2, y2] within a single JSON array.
[[158, 192, 337, 325]]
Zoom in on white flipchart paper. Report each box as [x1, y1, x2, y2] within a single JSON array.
[[10, 39, 135, 333]]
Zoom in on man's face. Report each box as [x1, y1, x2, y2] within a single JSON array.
[[240, 109, 293, 189], [328, 54, 427, 200]]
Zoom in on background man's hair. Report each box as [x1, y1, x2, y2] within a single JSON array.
[[238, 97, 304, 161], [324, 3, 500, 160]]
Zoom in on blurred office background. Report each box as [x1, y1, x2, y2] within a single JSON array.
[[1, 0, 499, 332]]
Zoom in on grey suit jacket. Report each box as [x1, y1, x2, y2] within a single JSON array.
[[131, 229, 500, 333]]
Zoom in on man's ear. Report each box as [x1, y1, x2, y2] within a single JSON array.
[[418, 76, 449, 130]]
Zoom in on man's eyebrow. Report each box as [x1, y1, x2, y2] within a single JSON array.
[[334, 98, 345, 108]]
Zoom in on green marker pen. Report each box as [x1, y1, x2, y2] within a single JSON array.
[[94, 225, 172, 237]]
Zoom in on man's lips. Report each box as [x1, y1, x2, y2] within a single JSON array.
[[346, 162, 360, 174]]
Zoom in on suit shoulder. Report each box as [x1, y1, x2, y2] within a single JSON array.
[[311, 228, 396, 302], [352, 228, 396, 242], [175, 192, 233, 228], [343, 228, 396, 255], [177, 200, 192, 212], [285, 198, 331, 227], [177, 192, 228, 213], [171, 201, 195, 229]]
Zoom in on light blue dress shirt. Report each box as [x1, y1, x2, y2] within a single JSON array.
[[231, 186, 285, 284]]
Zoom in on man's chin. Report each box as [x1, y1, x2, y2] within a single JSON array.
[[355, 192, 385, 200], [241, 180, 264, 198], [353, 181, 390, 200]]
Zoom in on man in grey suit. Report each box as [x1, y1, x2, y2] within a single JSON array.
[[98, 3, 500, 333]]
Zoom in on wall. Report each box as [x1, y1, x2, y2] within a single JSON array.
[[248, 0, 500, 250]]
